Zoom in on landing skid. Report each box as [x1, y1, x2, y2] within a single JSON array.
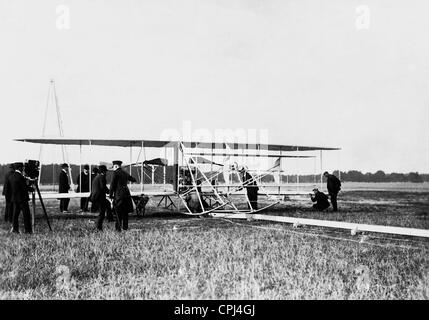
[[179, 202, 229, 216], [211, 202, 279, 216]]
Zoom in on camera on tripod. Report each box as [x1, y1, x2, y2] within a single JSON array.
[[24, 160, 40, 181], [22, 159, 52, 231]]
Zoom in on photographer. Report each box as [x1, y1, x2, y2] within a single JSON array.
[[2, 163, 14, 223], [310, 188, 330, 212], [10, 162, 33, 234]]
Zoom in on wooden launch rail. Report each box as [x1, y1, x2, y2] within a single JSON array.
[[211, 213, 429, 238]]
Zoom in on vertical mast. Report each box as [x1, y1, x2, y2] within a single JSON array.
[[38, 79, 73, 186], [38, 81, 52, 183]]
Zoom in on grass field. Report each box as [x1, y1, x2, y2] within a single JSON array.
[[0, 187, 428, 299]]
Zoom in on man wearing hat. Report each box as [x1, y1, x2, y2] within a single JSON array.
[[90, 167, 100, 213], [310, 188, 330, 211], [2, 163, 15, 223], [90, 165, 110, 231], [59, 163, 71, 213], [323, 171, 341, 212], [240, 166, 259, 210], [10, 162, 32, 234], [109, 160, 136, 231], [76, 164, 90, 212]]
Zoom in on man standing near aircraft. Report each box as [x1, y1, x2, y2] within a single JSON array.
[[90, 165, 110, 231], [10, 162, 32, 234], [59, 163, 71, 213], [324, 171, 341, 212], [76, 164, 90, 212], [90, 167, 100, 212], [240, 166, 259, 210], [2, 163, 14, 223], [109, 160, 136, 231]]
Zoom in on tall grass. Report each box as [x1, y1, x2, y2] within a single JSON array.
[[0, 190, 428, 299], [1, 218, 428, 299]]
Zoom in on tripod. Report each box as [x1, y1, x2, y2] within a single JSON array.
[[30, 179, 52, 231]]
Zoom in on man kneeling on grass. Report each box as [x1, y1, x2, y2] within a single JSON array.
[[310, 188, 330, 211]]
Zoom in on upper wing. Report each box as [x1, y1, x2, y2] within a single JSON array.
[[15, 138, 175, 148], [15, 138, 340, 151]]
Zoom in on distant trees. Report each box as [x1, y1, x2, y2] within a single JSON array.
[[344, 170, 365, 182], [408, 172, 423, 183], [338, 170, 426, 183], [0, 164, 427, 184], [276, 170, 427, 184], [373, 170, 386, 181], [388, 172, 407, 182]]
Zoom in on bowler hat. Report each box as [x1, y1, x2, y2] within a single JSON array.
[[61, 163, 69, 168], [83, 164, 89, 170], [98, 165, 107, 172], [112, 160, 122, 166]]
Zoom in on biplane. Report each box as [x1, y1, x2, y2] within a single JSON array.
[[15, 138, 340, 216]]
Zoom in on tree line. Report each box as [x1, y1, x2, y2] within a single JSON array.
[[0, 164, 427, 185], [260, 170, 427, 183]]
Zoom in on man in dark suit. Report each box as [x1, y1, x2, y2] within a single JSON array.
[[76, 164, 90, 212], [324, 171, 341, 212], [240, 166, 259, 210], [310, 188, 330, 211], [2, 163, 14, 223], [91, 167, 99, 178], [90, 167, 99, 213], [90, 165, 110, 231], [59, 163, 71, 213], [109, 160, 136, 231], [10, 162, 32, 234]]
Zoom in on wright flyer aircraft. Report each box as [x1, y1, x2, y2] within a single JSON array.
[[14, 137, 429, 238], [15, 137, 339, 216]]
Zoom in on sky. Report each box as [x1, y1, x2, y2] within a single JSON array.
[[0, 0, 428, 174]]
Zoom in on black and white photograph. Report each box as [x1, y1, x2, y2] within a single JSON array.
[[0, 0, 428, 305]]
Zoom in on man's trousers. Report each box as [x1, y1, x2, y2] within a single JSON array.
[[12, 201, 32, 234]]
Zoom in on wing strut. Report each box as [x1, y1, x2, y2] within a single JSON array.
[[38, 79, 74, 187], [320, 150, 323, 190]]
